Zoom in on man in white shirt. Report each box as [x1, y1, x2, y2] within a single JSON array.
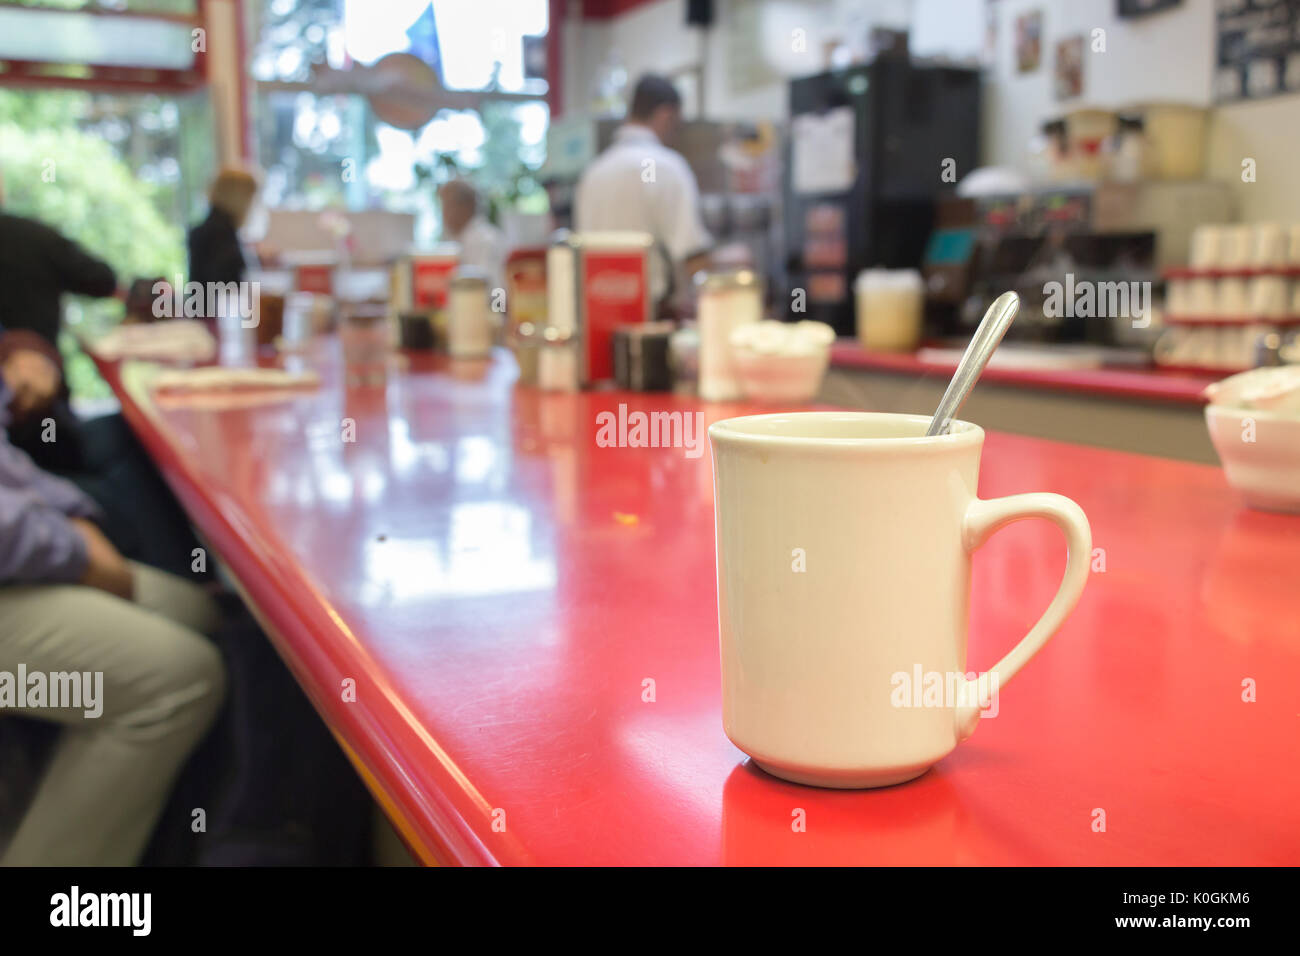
[[438, 179, 506, 291], [575, 74, 713, 308]]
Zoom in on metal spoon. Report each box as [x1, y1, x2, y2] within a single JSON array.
[[925, 291, 1020, 437]]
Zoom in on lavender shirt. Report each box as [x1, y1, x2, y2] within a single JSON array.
[[0, 381, 100, 584]]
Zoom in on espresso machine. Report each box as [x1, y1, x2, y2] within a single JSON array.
[[924, 181, 1232, 351]]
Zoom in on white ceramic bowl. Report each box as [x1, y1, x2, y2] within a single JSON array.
[[731, 347, 831, 403], [1206, 404, 1300, 513], [728, 320, 834, 404], [1203, 365, 1300, 414]]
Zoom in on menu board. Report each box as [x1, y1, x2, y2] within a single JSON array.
[[1215, 0, 1300, 102], [790, 107, 856, 195]]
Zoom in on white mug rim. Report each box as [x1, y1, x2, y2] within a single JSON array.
[[709, 411, 984, 450]]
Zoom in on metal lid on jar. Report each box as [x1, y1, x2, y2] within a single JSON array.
[[450, 266, 489, 289], [552, 229, 654, 251], [613, 320, 676, 340], [406, 242, 461, 263], [694, 268, 763, 292], [513, 321, 545, 346]]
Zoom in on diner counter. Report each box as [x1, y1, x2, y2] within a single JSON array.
[[830, 342, 1219, 405], [97, 344, 1300, 865], [824, 342, 1223, 463]]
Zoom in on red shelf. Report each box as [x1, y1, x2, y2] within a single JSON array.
[[830, 342, 1219, 404], [1163, 266, 1300, 280], [1162, 315, 1300, 328]]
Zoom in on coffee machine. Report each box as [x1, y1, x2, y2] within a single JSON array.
[[784, 60, 981, 336]]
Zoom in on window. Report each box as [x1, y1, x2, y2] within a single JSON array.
[[248, 0, 549, 243], [0, 86, 215, 397]]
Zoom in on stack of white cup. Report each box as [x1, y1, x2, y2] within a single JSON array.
[[1159, 222, 1299, 370], [1177, 223, 1300, 321]]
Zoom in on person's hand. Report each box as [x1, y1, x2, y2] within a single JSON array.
[[253, 242, 281, 266], [1, 348, 60, 419], [71, 518, 134, 600]]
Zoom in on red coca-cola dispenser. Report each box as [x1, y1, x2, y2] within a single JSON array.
[[546, 231, 653, 386]]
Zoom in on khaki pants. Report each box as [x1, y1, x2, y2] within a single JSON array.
[[0, 563, 225, 866]]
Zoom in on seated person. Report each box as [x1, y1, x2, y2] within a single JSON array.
[[0, 331, 206, 580], [0, 327, 226, 866], [0, 180, 117, 474], [0, 173, 204, 578]]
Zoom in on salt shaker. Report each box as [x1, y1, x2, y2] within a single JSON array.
[[695, 269, 763, 401], [511, 321, 542, 386], [539, 325, 578, 392], [448, 269, 493, 358]]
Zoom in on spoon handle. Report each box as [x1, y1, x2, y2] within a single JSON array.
[[925, 291, 1021, 437]]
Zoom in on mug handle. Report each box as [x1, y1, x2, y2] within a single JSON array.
[[954, 493, 1092, 741]]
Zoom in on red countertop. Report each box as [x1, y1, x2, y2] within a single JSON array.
[[98, 344, 1300, 866], [831, 341, 1221, 405]]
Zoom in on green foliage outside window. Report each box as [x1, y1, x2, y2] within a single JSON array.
[[0, 88, 209, 399]]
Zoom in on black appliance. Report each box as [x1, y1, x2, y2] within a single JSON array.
[[784, 61, 980, 335]]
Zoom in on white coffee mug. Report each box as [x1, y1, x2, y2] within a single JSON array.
[[1252, 222, 1288, 269], [1249, 275, 1290, 319], [1220, 225, 1255, 270], [1188, 277, 1218, 317], [1217, 277, 1251, 318], [1287, 225, 1300, 268], [1190, 224, 1224, 269], [1166, 278, 1191, 319], [710, 412, 1092, 788]]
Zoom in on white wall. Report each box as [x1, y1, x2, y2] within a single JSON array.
[[561, 0, 991, 121], [1206, 95, 1300, 222], [563, 0, 856, 121], [567, 0, 1300, 221], [908, 0, 983, 61], [982, 0, 1213, 168], [985, 0, 1300, 222]]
